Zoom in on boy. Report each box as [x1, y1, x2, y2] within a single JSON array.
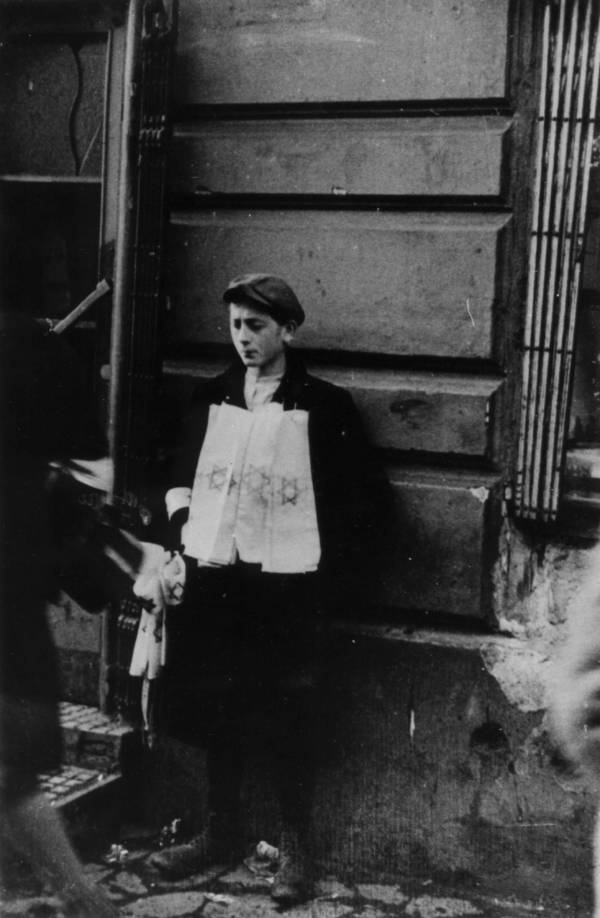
[[149, 274, 380, 903]]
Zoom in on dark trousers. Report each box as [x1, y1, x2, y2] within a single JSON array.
[[164, 562, 323, 832]]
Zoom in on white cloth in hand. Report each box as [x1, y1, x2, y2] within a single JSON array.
[[129, 543, 186, 679]]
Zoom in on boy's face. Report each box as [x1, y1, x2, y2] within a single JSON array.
[[229, 302, 295, 373]]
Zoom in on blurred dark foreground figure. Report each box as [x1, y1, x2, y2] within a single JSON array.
[[0, 306, 140, 917], [549, 544, 600, 918]]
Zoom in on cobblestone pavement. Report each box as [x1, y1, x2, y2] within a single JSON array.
[[0, 838, 591, 918]]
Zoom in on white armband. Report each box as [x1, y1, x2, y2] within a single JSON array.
[[165, 486, 192, 520]]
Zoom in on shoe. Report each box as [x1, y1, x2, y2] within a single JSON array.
[[270, 827, 312, 905], [244, 840, 279, 878], [148, 818, 237, 878]]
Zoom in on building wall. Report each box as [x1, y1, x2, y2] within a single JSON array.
[[164, 0, 527, 624], [48, 593, 102, 708], [153, 2, 600, 906]]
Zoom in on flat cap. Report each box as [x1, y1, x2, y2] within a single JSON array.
[[223, 273, 305, 326]]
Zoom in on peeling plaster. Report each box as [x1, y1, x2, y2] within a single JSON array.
[[480, 644, 550, 712], [469, 485, 489, 503], [488, 516, 600, 714], [493, 517, 592, 644]]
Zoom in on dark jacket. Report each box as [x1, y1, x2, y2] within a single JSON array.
[[167, 350, 386, 615], [0, 309, 106, 777]]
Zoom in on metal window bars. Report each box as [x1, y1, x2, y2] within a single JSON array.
[[515, 0, 600, 521]]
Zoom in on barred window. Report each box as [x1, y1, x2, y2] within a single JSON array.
[[515, 0, 600, 522]]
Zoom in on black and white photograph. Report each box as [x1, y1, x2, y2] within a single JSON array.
[[2, 1, 600, 915]]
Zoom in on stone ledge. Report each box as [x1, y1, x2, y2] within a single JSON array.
[[332, 619, 518, 653], [332, 620, 549, 713]]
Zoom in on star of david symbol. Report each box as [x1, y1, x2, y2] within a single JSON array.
[[208, 465, 228, 491], [280, 477, 301, 506], [243, 464, 271, 503], [152, 622, 163, 642]]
